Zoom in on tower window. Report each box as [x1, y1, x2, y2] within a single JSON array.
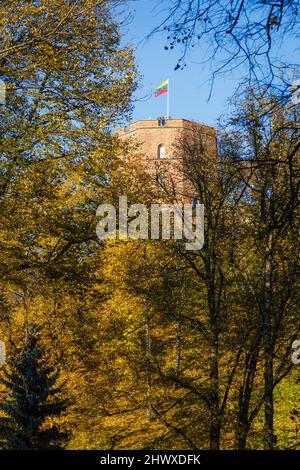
[[158, 144, 166, 159], [156, 174, 164, 188]]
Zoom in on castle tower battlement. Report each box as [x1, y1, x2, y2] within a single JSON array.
[[118, 118, 216, 201]]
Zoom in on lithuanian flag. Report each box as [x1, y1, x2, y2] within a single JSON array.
[[155, 79, 169, 97]]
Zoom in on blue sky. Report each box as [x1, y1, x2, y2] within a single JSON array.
[[122, 1, 299, 127]]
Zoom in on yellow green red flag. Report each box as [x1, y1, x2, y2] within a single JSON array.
[[155, 80, 169, 97]]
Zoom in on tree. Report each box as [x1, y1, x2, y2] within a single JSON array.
[[147, 101, 299, 450], [0, 2, 137, 447], [227, 92, 299, 449], [0, 323, 69, 449], [155, 0, 299, 97], [0, 0, 136, 286]]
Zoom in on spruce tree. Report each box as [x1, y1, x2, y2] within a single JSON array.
[[0, 324, 69, 449]]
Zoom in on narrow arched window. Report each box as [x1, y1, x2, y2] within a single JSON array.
[[156, 174, 164, 188], [158, 144, 166, 159]]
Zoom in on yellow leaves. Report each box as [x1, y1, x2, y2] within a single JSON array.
[[35, 42, 67, 71]]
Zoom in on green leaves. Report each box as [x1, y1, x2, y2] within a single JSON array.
[[0, 325, 69, 449]]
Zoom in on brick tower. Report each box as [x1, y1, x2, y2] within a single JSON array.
[[117, 117, 216, 201]]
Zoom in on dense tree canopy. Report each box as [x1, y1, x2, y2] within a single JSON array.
[[0, 0, 299, 451]]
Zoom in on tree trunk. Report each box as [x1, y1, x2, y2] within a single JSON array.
[[208, 283, 221, 450], [145, 308, 152, 421], [209, 345, 221, 450], [173, 319, 181, 391], [235, 339, 260, 449], [202, 246, 222, 451], [263, 232, 274, 449]]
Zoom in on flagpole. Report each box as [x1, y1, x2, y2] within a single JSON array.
[[167, 79, 170, 120]]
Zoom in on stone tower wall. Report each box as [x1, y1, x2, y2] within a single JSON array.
[[117, 118, 216, 201]]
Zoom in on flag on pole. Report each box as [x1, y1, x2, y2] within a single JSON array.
[[155, 79, 169, 97]]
